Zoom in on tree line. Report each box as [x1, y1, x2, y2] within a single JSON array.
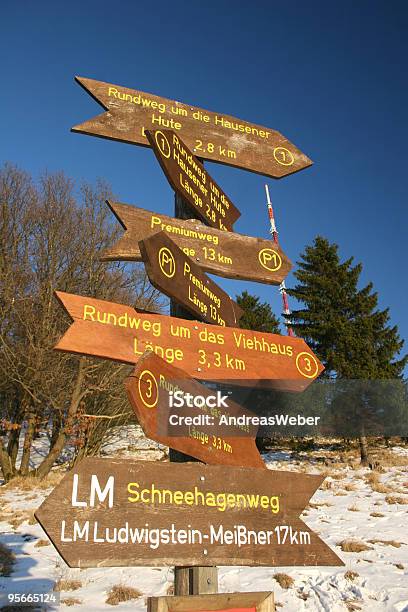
[[0, 163, 163, 481]]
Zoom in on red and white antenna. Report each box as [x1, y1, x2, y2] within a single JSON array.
[[265, 183, 279, 244], [264, 184, 294, 337]]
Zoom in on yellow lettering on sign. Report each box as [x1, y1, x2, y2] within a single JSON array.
[[151, 114, 181, 130], [134, 339, 183, 364], [170, 325, 191, 339], [108, 87, 166, 113], [83, 305, 96, 321], [213, 116, 270, 139], [149, 215, 219, 246]]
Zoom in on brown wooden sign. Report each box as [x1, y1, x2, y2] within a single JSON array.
[[101, 201, 292, 286], [125, 350, 265, 469], [35, 458, 343, 567], [148, 591, 275, 612], [145, 130, 241, 231], [54, 291, 324, 391], [140, 232, 243, 327], [72, 77, 312, 179]]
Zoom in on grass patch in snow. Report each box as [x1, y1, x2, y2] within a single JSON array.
[[385, 495, 408, 505], [320, 469, 344, 480], [308, 501, 333, 509], [370, 512, 385, 517], [344, 601, 362, 611], [338, 539, 372, 552], [368, 539, 403, 547], [370, 450, 408, 467], [7, 509, 38, 528], [61, 597, 83, 606], [0, 542, 15, 576], [273, 573, 294, 589], [9, 511, 30, 529], [348, 505, 360, 511], [54, 579, 82, 592], [3, 472, 63, 491], [320, 479, 332, 490], [34, 538, 50, 548], [27, 510, 38, 525], [344, 570, 359, 581], [0, 508, 13, 522], [106, 584, 142, 605], [365, 472, 391, 493]]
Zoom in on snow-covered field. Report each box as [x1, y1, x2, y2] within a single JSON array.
[[1, 427, 407, 611]]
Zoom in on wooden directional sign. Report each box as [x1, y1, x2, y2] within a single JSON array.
[[125, 350, 265, 469], [72, 77, 312, 179], [140, 232, 243, 327], [145, 130, 241, 231], [54, 291, 324, 391], [101, 201, 292, 286], [35, 458, 343, 567], [148, 592, 275, 612]]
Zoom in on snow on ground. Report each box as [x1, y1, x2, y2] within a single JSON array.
[[5, 425, 168, 471], [99, 425, 167, 462], [1, 431, 407, 611]]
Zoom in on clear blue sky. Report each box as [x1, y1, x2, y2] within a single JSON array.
[[2, 1, 407, 369]]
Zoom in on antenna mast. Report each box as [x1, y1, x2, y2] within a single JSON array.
[[264, 184, 294, 337]]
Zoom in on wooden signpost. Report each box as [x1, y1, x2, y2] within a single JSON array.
[[54, 291, 324, 390], [36, 74, 342, 598], [101, 201, 292, 286], [125, 350, 265, 469], [35, 458, 343, 568], [72, 77, 313, 179], [139, 231, 244, 327], [145, 130, 241, 231], [169, 169, 218, 593]]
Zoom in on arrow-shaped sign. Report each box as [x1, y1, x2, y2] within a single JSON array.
[[126, 350, 265, 469], [71, 77, 312, 179], [145, 129, 241, 231], [35, 458, 343, 568], [54, 291, 323, 390], [101, 201, 292, 286], [139, 231, 243, 327]]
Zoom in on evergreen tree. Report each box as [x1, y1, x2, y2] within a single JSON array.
[[236, 290, 281, 334], [287, 236, 406, 378], [286, 236, 407, 463]]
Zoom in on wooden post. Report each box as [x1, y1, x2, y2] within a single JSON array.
[[171, 191, 218, 595]]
